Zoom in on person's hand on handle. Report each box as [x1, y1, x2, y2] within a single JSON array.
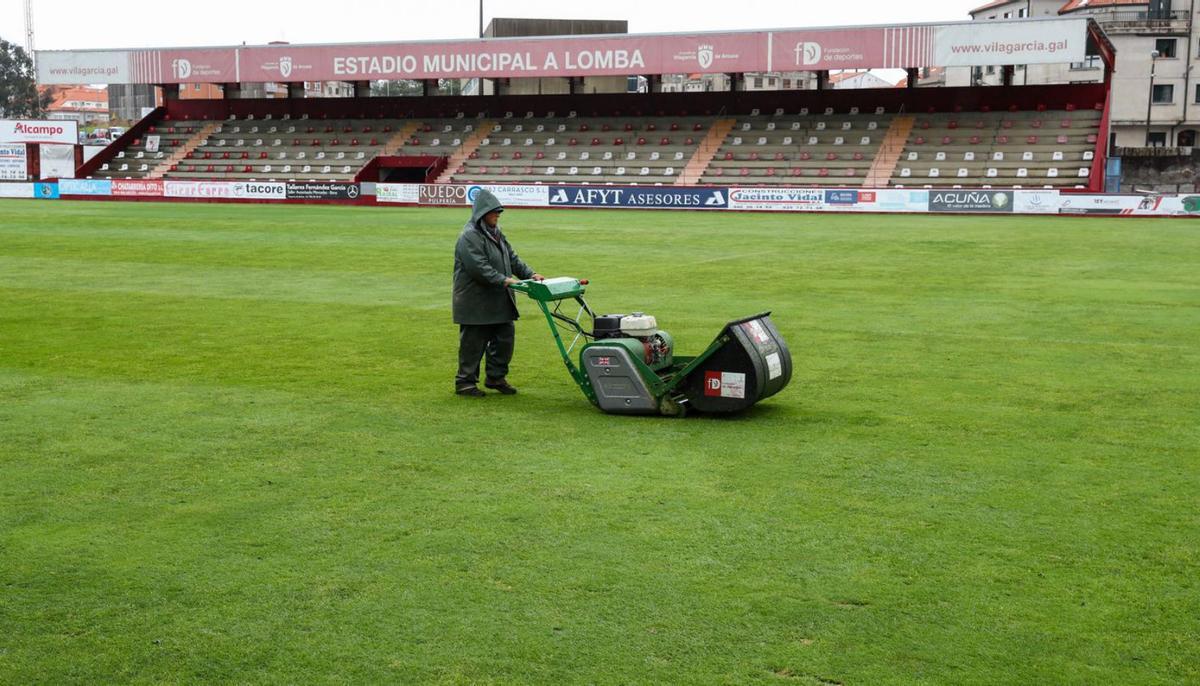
[[531, 273, 545, 282], [504, 276, 521, 287]]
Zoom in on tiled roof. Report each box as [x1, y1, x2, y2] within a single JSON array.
[[1059, 0, 1147, 13]]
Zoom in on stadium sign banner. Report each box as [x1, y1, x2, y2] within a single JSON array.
[[1014, 190, 1061, 214], [375, 183, 420, 204], [286, 182, 361, 200], [469, 184, 548, 207], [727, 188, 825, 211], [929, 190, 1014, 213], [547, 185, 728, 209], [38, 19, 1093, 85], [0, 120, 78, 145], [112, 179, 164, 197], [34, 182, 60, 199], [59, 178, 113, 196], [0, 182, 35, 198], [935, 19, 1086, 68], [0, 145, 27, 181], [164, 180, 286, 200]]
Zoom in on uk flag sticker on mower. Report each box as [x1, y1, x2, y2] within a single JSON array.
[[705, 371, 746, 399]]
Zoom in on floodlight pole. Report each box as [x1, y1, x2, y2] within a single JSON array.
[[1145, 50, 1159, 146]]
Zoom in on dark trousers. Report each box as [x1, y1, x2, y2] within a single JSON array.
[[456, 322, 516, 388]]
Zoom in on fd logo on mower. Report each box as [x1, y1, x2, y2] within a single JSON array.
[[704, 371, 747, 399]]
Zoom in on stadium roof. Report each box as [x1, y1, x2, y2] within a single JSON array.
[[36, 17, 1104, 87], [969, 0, 1024, 14]]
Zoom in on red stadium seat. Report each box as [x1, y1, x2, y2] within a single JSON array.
[[325, 126, 334, 133], [568, 137, 579, 146], [423, 125, 433, 133], [914, 137, 927, 145], [853, 152, 865, 161], [685, 137, 695, 145], [659, 137, 670, 146], [225, 165, 234, 172], [670, 123, 680, 131], [591, 138, 602, 146], [293, 138, 302, 146], [513, 151, 523, 160], [799, 152, 812, 161], [974, 120, 986, 129], [766, 168, 776, 177], [713, 167, 724, 177], [1008, 104, 1019, 112], [826, 152, 838, 161], [1086, 134, 1098, 144], [240, 152, 249, 159], [791, 167, 803, 176], [221, 152, 230, 159], [625, 123, 635, 132], [260, 152, 268, 159], [243, 165, 252, 172], [1056, 135, 1069, 144], [941, 136, 953, 145], [749, 152, 760, 161], [1065, 103, 1077, 112], [363, 126, 373, 133], [535, 152, 544, 160], [969, 136, 981, 145], [306, 126, 315, 133], [343, 126, 353, 133], [724, 152, 734, 160], [646, 123, 657, 131], [693, 123, 704, 131], [316, 139, 326, 146], [350, 138, 360, 146], [383, 125, 392, 133], [1027, 135, 1039, 144], [818, 168, 830, 177], [186, 151, 195, 159], [469, 152, 480, 159], [614, 137, 624, 146], [1002, 120, 1014, 129], [739, 167, 750, 176], [844, 168, 856, 177], [1036, 104, 1047, 112], [1060, 119, 1071, 129], [203, 152, 212, 159], [1031, 120, 1043, 129], [998, 135, 1010, 144], [490, 151, 501, 160], [774, 152, 785, 161], [948, 121, 959, 129], [206, 165, 215, 172], [920, 121, 931, 130], [601, 123, 612, 132], [637, 137, 647, 146]]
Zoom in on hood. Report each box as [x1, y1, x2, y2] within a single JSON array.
[[470, 188, 504, 225]]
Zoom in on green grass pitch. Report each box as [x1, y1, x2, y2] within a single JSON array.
[[1, 199, 1197, 684]]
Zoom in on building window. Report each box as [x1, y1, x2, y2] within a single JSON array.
[[1070, 55, 1101, 70], [783, 79, 791, 88], [1148, 131, 1167, 146], [1003, 11, 1012, 18], [1195, 84, 1200, 103], [753, 77, 763, 89], [986, 65, 995, 75], [1018, 8, 1027, 17], [1153, 84, 1174, 104], [1155, 39, 1177, 59]]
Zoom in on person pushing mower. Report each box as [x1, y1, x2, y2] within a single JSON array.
[[452, 189, 543, 397]]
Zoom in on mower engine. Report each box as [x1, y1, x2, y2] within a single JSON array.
[[592, 313, 675, 372]]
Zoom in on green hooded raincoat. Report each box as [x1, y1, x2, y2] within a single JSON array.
[[452, 189, 535, 325]]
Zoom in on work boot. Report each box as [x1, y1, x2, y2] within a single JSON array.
[[456, 385, 485, 397], [484, 379, 518, 395]]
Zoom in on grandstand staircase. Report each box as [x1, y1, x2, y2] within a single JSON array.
[[148, 121, 221, 180], [383, 121, 423, 156], [676, 118, 736, 186], [863, 115, 914, 188], [433, 121, 495, 184]]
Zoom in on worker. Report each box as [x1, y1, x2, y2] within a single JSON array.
[[452, 189, 543, 396]]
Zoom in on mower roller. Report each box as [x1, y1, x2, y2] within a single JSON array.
[[509, 277, 792, 416]]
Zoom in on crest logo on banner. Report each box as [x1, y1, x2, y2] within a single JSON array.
[[795, 42, 822, 66], [697, 45, 714, 69], [171, 59, 192, 79], [280, 57, 293, 79]]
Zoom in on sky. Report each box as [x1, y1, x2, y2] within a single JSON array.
[[1, 0, 982, 51]]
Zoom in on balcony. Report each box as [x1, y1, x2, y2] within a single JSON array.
[[1092, 10, 1191, 35]]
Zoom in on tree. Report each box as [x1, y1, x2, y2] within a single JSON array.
[[0, 38, 43, 119]]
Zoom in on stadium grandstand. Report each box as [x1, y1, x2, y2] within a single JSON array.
[[37, 16, 1115, 192]]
